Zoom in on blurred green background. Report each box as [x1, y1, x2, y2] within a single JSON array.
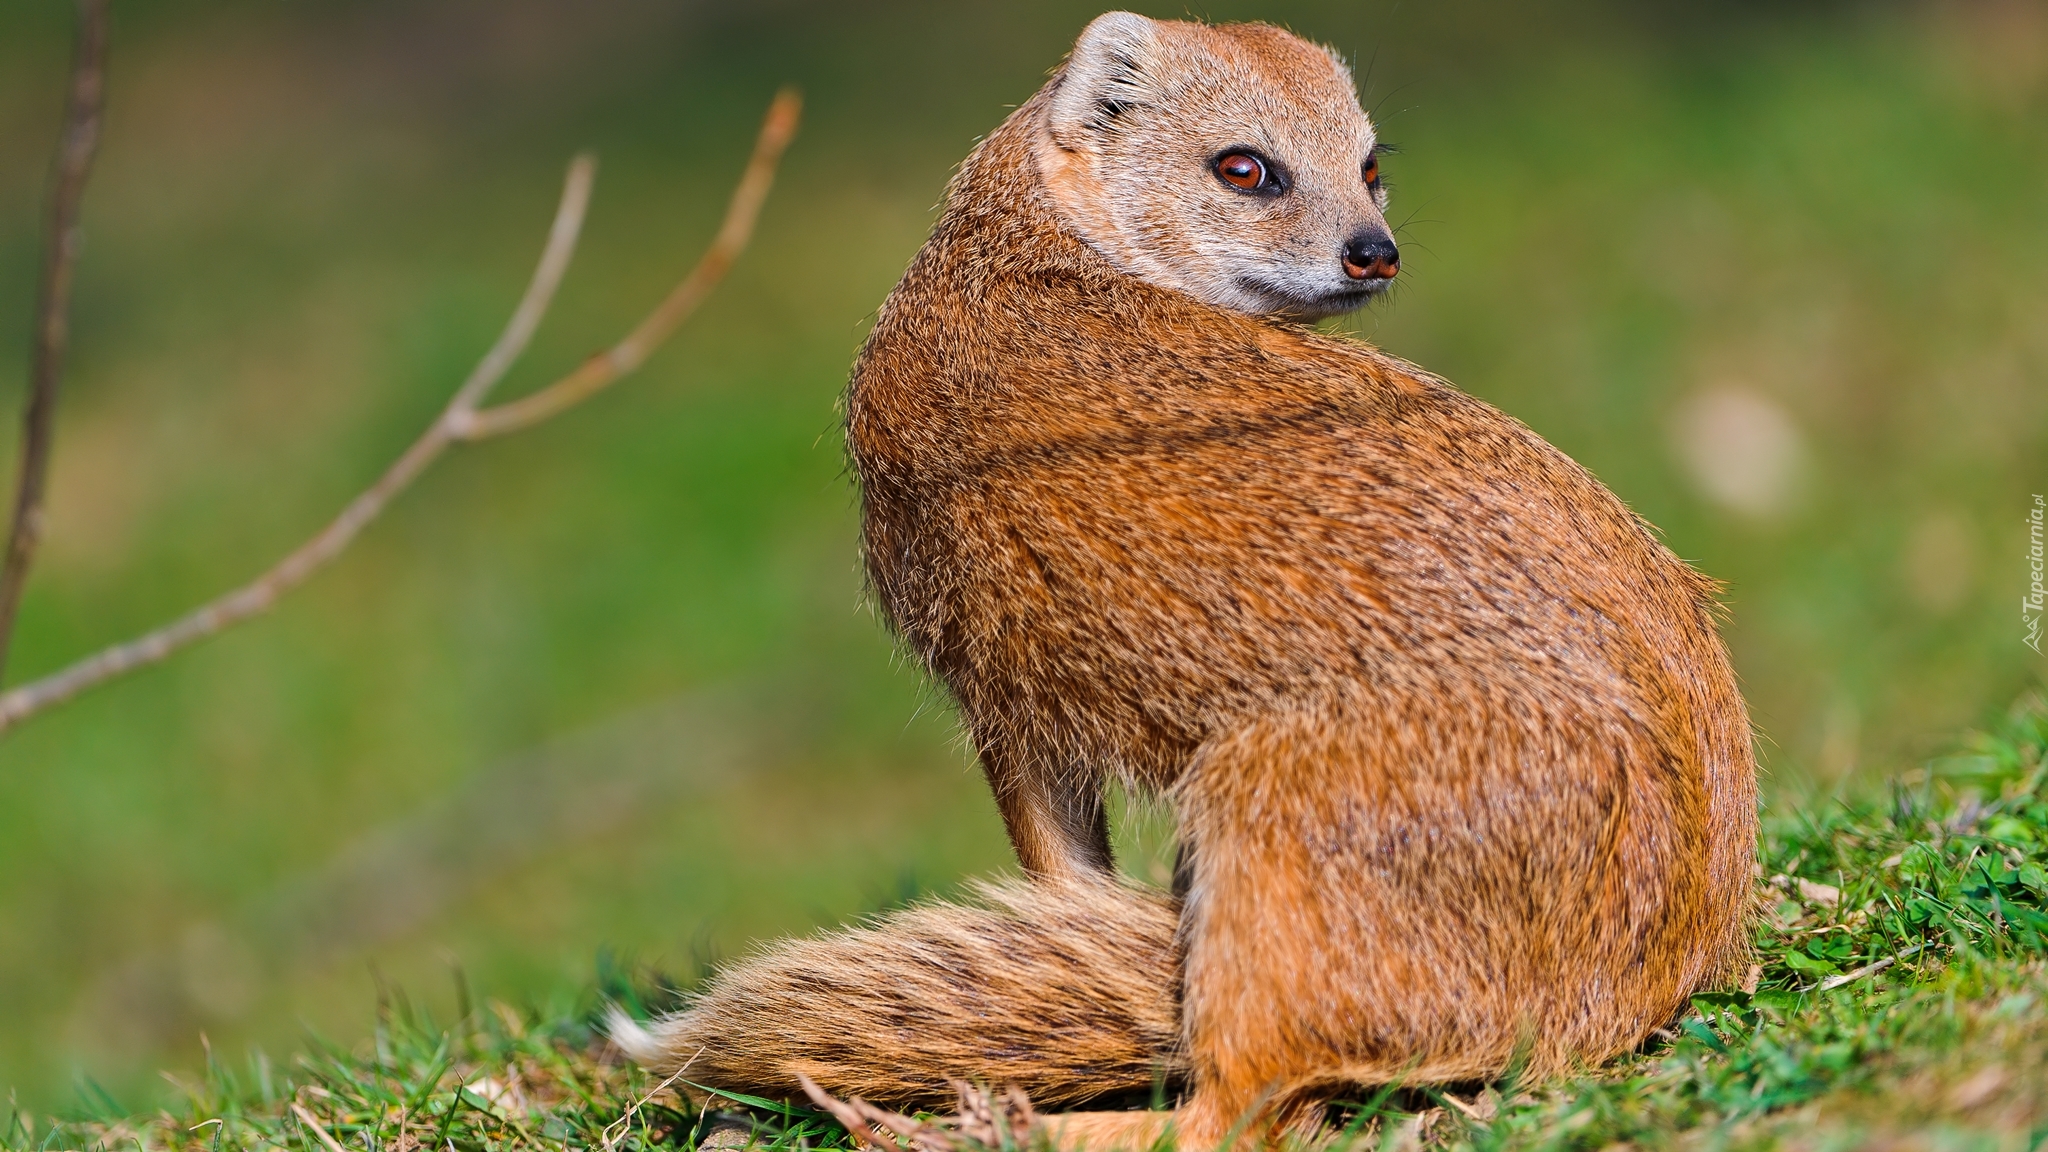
[[0, 0, 2042, 1113]]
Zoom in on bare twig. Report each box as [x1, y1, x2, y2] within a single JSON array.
[[451, 88, 801, 440], [0, 89, 801, 734], [0, 155, 591, 727], [0, 0, 111, 680]]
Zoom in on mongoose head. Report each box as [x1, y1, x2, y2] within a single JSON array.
[[1034, 13, 1397, 321]]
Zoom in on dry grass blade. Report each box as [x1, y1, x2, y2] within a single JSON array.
[[1813, 950, 1915, 992], [947, 1081, 1037, 1149], [797, 1075, 957, 1152], [289, 1103, 350, 1152], [792, 1075, 1042, 1152], [0, 0, 111, 680], [600, 1048, 702, 1152], [0, 90, 800, 735]]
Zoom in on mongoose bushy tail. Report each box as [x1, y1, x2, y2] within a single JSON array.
[[610, 878, 1185, 1108]]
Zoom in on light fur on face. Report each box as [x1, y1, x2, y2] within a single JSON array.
[[1035, 12, 1393, 320]]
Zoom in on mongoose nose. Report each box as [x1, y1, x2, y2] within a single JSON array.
[[1342, 231, 1400, 281]]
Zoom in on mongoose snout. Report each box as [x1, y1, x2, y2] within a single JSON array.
[[1341, 228, 1400, 281]]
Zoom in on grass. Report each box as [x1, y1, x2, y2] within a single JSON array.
[[12, 696, 2047, 1152]]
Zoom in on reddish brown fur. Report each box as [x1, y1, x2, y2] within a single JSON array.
[[611, 879, 1183, 1108], [622, 15, 1758, 1148]]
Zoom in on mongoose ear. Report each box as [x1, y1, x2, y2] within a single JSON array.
[[1048, 11, 1158, 150]]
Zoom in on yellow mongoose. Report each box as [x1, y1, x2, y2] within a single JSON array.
[[616, 13, 1757, 1148]]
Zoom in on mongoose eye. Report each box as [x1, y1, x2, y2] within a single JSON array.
[[1362, 153, 1381, 188], [1214, 152, 1274, 192]]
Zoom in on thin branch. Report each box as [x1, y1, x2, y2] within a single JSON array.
[[0, 155, 591, 731], [0, 89, 801, 734], [451, 87, 801, 440], [0, 0, 111, 681]]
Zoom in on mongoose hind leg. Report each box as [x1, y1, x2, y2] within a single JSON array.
[[979, 738, 1114, 880], [1038, 1109, 1175, 1151], [1040, 1107, 1336, 1152], [1170, 701, 1690, 1148]]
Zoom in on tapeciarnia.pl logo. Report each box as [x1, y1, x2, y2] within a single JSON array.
[[2028, 494, 2045, 654]]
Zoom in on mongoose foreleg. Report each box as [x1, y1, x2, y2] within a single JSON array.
[[979, 739, 1114, 880]]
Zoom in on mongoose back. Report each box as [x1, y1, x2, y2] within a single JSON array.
[[617, 13, 1758, 1147]]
